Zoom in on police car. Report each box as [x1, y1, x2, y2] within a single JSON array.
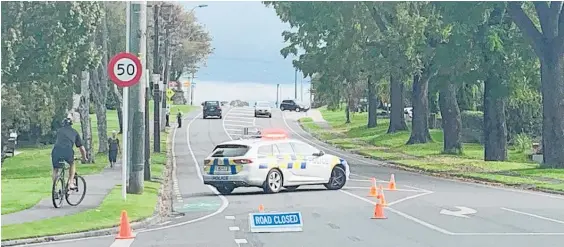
[[202, 129, 350, 195]]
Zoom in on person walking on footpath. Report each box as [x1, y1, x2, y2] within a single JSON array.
[[165, 105, 171, 127], [177, 111, 183, 128], [108, 130, 120, 168]]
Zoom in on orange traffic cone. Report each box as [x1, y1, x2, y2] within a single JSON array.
[[258, 204, 265, 212], [368, 178, 378, 197], [116, 210, 134, 239], [371, 201, 387, 219], [388, 174, 397, 191], [378, 185, 388, 206]]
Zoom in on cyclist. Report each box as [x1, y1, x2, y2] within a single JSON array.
[[51, 117, 87, 195]]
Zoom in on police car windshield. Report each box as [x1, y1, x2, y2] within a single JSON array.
[[211, 144, 250, 157]]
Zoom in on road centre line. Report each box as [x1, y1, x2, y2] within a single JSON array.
[[225, 216, 236, 220], [343, 186, 423, 193], [228, 113, 254, 117], [222, 123, 256, 128], [226, 116, 254, 120], [225, 128, 243, 132], [501, 207, 564, 224], [229, 226, 240, 231], [350, 173, 431, 193]]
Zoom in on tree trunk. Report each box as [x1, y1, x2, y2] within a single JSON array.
[[345, 98, 351, 124], [407, 71, 433, 144], [483, 76, 507, 161], [367, 75, 378, 128], [78, 71, 95, 163], [90, 68, 108, 153], [439, 82, 462, 154], [387, 73, 408, 133], [539, 51, 564, 168]]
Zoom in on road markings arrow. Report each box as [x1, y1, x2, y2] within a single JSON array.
[[440, 206, 477, 218]]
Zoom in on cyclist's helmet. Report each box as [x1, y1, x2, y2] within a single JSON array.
[[62, 117, 73, 127]]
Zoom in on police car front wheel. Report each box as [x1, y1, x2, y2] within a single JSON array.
[[263, 169, 283, 193], [216, 184, 235, 195], [324, 166, 346, 190]]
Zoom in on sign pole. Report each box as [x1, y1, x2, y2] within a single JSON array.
[[122, 2, 131, 201]]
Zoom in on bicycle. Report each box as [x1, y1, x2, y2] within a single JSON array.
[[51, 157, 87, 208]]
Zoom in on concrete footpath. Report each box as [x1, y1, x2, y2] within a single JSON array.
[[2, 163, 121, 225], [305, 108, 331, 129]]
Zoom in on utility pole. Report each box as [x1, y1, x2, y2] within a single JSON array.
[[276, 84, 280, 107], [294, 68, 298, 99], [127, 1, 145, 194], [152, 4, 161, 153], [144, 69, 151, 181], [190, 72, 195, 105], [300, 77, 303, 101], [161, 17, 171, 132]]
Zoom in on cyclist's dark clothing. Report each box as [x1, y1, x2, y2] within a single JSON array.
[[51, 126, 83, 168]]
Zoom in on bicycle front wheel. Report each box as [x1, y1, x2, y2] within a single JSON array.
[[52, 176, 65, 208], [65, 175, 86, 206]]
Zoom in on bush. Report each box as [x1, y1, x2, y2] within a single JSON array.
[[512, 133, 532, 153], [461, 110, 483, 144], [506, 88, 542, 140]]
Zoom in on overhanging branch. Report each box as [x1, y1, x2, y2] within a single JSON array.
[[507, 2, 545, 57]]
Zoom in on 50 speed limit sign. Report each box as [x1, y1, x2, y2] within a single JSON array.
[[108, 52, 143, 87]]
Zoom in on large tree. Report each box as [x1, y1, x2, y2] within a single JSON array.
[[507, 1, 564, 168]]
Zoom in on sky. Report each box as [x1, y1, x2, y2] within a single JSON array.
[[179, 1, 312, 104]]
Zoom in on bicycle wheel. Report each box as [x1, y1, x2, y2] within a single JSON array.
[[65, 175, 86, 206], [51, 176, 65, 208]]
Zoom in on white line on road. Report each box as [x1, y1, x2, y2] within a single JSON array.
[[343, 186, 424, 193], [223, 119, 254, 124], [226, 116, 254, 120], [225, 128, 243, 132], [109, 239, 135, 247], [225, 216, 236, 220], [452, 232, 564, 236], [501, 207, 564, 224], [228, 113, 254, 117], [223, 123, 256, 128], [229, 226, 240, 231], [234, 239, 248, 244], [350, 173, 431, 193], [158, 221, 172, 226]]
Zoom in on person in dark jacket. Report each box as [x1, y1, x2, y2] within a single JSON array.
[[177, 111, 183, 128], [108, 130, 120, 168]]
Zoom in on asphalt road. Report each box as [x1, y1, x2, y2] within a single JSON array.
[[34, 106, 564, 247]]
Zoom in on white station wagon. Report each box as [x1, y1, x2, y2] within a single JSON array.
[[202, 130, 350, 194]]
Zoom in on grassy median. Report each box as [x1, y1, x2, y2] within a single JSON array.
[[299, 108, 564, 193]]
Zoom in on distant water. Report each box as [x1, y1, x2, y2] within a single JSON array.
[[187, 81, 312, 106]]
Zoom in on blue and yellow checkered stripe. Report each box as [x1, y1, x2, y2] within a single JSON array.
[[204, 158, 243, 175], [258, 160, 307, 170]]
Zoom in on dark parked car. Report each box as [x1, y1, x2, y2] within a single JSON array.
[[280, 99, 309, 112], [202, 101, 222, 119]]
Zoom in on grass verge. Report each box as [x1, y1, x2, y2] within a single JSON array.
[[1, 102, 194, 215], [298, 108, 564, 193], [1, 126, 172, 240]]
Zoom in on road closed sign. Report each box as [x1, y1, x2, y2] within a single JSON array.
[[248, 212, 303, 233], [108, 52, 143, 87]]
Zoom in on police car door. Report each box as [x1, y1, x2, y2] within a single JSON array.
[[289, 141, 326, 182], [274, 142, 304, 182]]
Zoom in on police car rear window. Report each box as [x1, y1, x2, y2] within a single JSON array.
[[206, 101, 219, 106], [211, 144, 250, 157]]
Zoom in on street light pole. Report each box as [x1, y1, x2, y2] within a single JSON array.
[[294, 68, 298, 99]]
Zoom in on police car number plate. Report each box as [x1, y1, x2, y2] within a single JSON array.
[[215, 166, 229, 172]]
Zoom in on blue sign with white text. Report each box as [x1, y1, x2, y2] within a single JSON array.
[[249, 212, 304, 233]]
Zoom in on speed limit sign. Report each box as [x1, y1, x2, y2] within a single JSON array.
[[108, 52, 143, 87]]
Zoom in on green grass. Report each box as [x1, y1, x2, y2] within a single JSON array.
[[1, 182, 160, 240], [1, 127, 171, 240], [1, 101, 193, 215], [299, 107, 564, 192]]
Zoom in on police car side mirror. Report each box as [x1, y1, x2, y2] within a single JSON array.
[[313, 150, 324, 157]]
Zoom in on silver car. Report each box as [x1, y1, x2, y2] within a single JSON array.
[[254, 101, 272, 118]]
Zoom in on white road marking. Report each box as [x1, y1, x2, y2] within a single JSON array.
[[229, 226, 240, 231], [350, 173, 431, 193], [225, 216, 236, 220], [175, 216, 183, 219], [109, 239, 135, 247], [439, 206, 477, 218], [225, 128, 244, 132], [226, 116, 254, 120], [234, 239, 248, 244], [452, 232, 564, 236], [158, 221, 172, 226], [223, 119, 254, 124], [228, 113, 254, 117], [343, 186, 423, 192], [223, 123, 256, 128], [338, 189, 453, 235], [386, 192, 433, 206], [501, 207, 564, 224]]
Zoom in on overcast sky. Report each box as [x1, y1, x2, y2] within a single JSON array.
[[180, 1, 311, 103]]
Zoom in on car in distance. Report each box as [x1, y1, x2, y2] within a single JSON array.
[[280, 99, 309, 112], [202, 101, 222, 119], [202, 129, 350, 195], [254, 101, 272, 118]]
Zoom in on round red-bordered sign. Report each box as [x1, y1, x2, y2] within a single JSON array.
[[107, 52, 143, 87]]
